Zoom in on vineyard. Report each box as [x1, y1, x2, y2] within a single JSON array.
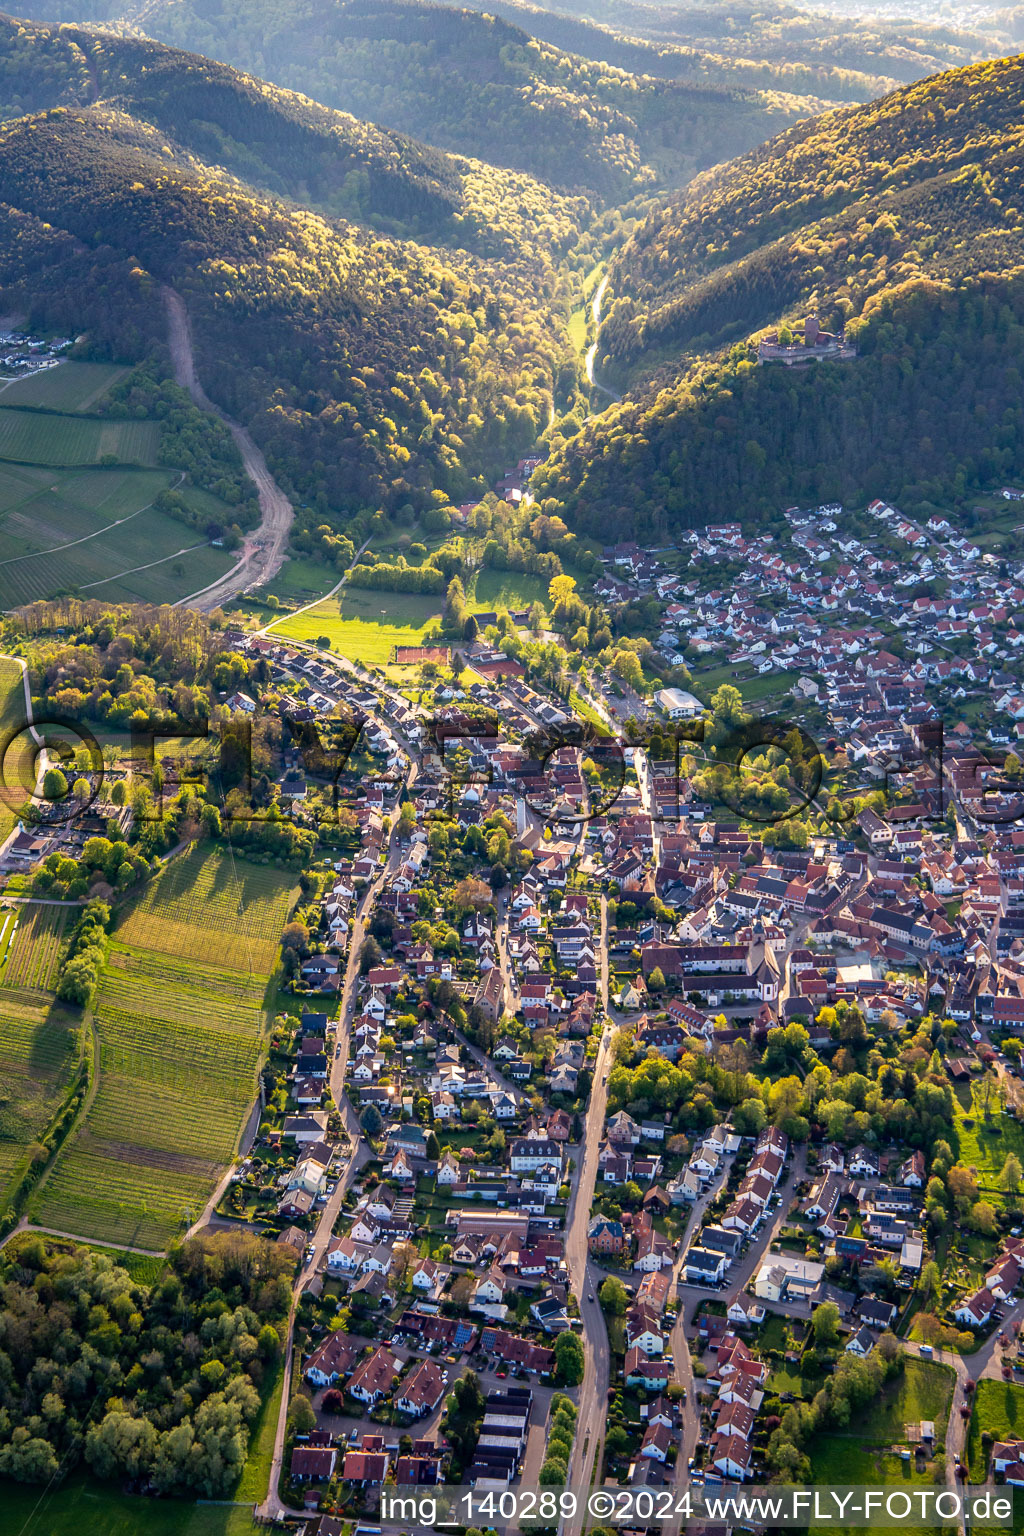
[[34, 847, 296, 1249], [0, 463, 237, 610], [0, 987, 78, 1204], [0, 407, 158, 467], [115, 847, 295, 972], [0, 657, 35, 843], [0, 904, 68, 992]]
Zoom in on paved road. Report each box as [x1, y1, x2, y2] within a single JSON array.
[[164, 286, 294, 611], [561, 897, 619, 1519], [258, 789, 411, 1518]]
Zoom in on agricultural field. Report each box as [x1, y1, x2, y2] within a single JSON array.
[[0, 464, 237, 610], [0, 406, 159, 467], [0, 986, 79, 1204], [0, 361, 129, 412], [34, 846, 296, 1249], [115, 847, 295, 973], [273, 585, 441, 664], [0, 655, 36, 842], [0, 903, 68, 992]]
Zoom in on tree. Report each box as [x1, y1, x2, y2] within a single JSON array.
[[287, 1394, 316, 1435], [732, 1096, 767, 1135], [1001, 1153, 1023, 1194], [360, 1104, 383, 1139], [42, 767, 68, 801], [811, 1301, 841, 1350], [599, 1276, 628, 1314], [969, 1199, 998, 1235], [920, 1261, 941, 1303], [358, 936, 382, 974], [946, 1164, 979, 1215], [647, 966, 666, 992], [553, 1330, 585, 1386]]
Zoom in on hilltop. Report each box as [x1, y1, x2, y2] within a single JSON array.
[[60, 0, 823, 199], [534, 53, 1024, 536], [0, 14, 589, 256], [0, 102, 573, 522]]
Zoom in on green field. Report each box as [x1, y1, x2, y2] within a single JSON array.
[[808, 1357, 955, 1533], [33, 847, 296, 1249], [0, 464, 237, 609], [0, 904, 68, 991], [955, 1082, 1024, 1208], [0, 406, 158, 467], [968, 1378, 1024, 1479], [0, 1476, 263, 1536], [0, 655, 38, 841], [0, 361, 130, 412], [0, 986, 79, 1204], [471, 567, 549, 612], [272, 584, 442, 663]]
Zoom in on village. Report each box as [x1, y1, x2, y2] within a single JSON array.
[[9, 484, 1024, 1526]]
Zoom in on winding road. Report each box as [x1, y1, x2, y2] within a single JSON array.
[[162, 286, 294, 612]]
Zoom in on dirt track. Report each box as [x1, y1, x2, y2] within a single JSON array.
[[163, 286, 294, 612]]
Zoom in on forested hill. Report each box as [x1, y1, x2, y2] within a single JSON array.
[[0, 104, 572, 516], [73, 0, 823, 200], [599, 51, 1024, 374], [531, 53, 1024, 540], [0, 14, 589, 256], [492, 0, 1021, 90], [430, 0, 901, 103]]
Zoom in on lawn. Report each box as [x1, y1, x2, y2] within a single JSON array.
[[271, 586, 442, 664], [33, 847, 297, 1249], [0, 988, 79, 1205], [0, 1476, 265, 1536], [967, 1378, 1024, 1479], [808, 1359, 956, 1536], [471, 567, 549, 612], [0, 407, 158, 467], [0, 361, 130, 411], [0, 464, 237, 609], [954, 1082, 1024, 1207]]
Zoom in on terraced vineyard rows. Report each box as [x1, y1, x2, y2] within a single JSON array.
[[34, 846, 296, 1250], [0, 905, 68, 992]]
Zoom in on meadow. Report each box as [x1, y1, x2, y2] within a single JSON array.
[[0, 407, 158, 467], [0, 656, 36, 841], [954, 1081, 1024, 1210], [808, 1357, 956, 1536], [0, 361, 129, 412], [471, 567, 548, 611], [967, 1378, 1024, 1479], [0, 986, 79, 1205], [0, 903, 68, 991], [0, 464, 236, 609], [34, 847, 296, 1249], [272, 585, 441, 663]]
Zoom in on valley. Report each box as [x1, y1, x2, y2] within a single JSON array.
[[1, 0, 1024, 1530]]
